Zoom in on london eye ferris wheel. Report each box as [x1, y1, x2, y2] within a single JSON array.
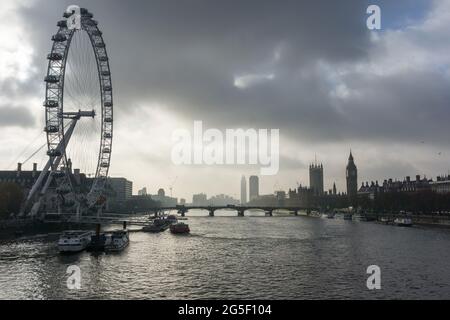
[[23, 7, 113, 217]]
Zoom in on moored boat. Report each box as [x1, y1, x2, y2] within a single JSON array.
[[105, 230, 129, 252], [86, 233, 111, 252], [58, 230, 93, 253], [343, 214, 353, 220], [394, 217, 413, 227], [379, 217, 390, 224], [352, 214, 368, 222], [170, 222, 190, 234], [143, 217, 171, 233]]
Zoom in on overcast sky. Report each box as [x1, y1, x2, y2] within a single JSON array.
[[1, 0, 450, 201]]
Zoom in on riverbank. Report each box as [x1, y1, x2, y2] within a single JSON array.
[[0, 220, 98, 240]]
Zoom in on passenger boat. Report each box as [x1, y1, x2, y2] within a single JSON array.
[[105, 230, 129, 252], [394, 217, 413, 227], [142, 217, 171, 233], [379, 217, 390, 224], [86, 233, 111, 252], [352, 214, 368, 222], [170, 222, 190, 234], [58, 230, 93, 253]]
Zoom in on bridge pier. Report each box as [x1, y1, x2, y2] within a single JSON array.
[[209, 209, 215, 217]]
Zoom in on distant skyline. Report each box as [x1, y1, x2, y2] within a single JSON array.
[[2, 1, 450, 201]]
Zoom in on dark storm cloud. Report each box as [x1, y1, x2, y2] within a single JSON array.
[[18, 1, 369, 114], [16, 0, 449, 148]]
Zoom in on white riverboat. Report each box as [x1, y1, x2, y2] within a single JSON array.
[[352, 214, 368, 222], [58, 230, 93, 253], [143, 217, 171, 233], [394, 217, 413, 227], [379, 217, 390, 224]]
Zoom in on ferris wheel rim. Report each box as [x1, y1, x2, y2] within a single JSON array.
[[43, 9, 113, 207]]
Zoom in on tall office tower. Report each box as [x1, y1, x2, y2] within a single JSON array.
[[249, 175, 259, 201], [240, 175, 247, 204], [346, 151, 358, 205], [309, 162, 324, 196]]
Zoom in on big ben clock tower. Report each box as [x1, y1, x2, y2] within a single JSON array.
[[346, 151, 358, 205]]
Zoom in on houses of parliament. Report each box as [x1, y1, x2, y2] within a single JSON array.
[[287, 152, 358, 207]]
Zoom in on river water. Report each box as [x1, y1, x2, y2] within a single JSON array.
[[0, 211, 449, 299]]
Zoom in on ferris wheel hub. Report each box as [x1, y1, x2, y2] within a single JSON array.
[[58, 110, 96, 119]]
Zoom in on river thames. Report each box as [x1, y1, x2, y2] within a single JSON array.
[[1, 211, 449, 299]]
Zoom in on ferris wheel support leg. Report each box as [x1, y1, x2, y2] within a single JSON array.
[[23, 118, 80, 217], [19, 156, 55, 217]]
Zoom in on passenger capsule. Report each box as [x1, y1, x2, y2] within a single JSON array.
[[44, 125, 59, 133], [100, 162, 109, 168], [47, 149, 62, 157], [52, 33, 67, 42], [44, 75, 60, 83], [47, 53, 63, 61], [85, 19, 98, 26], [57, 20, 67, 28], [43, 100, 59, 108]]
